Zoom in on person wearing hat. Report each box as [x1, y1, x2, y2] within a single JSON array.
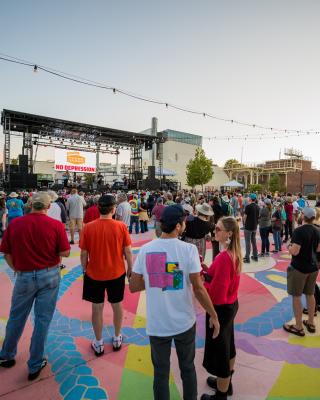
[[129, 204, 220, 400], [6, 192, 24, 224], [47, 190, 62, 222], [80, 195, 133, 355], [242, 193, 260, 263], [0, 192, 70, 379], [184, 203, 214, 260], [283, 207, 320, 337]]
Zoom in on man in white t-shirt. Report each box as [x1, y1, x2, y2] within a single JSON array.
[[115, 192, 131, 228], [129, 204, 220, 400]]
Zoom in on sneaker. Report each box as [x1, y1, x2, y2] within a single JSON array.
[[0, 358, 16, 368], [272, 250, 278, 253], [91, 341, 104, 357], [112, 334, 123, 351], [265, 252, 270, 256], [251, 256, 258, 262], [28, 358, 47, 381], [258, 253, 265, 257], [243, 258, 250, 263], [69, 240, 75, 245]]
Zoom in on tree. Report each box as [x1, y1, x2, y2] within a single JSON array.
[[248, 184, 263, 193], [268, 173, 283, 193], [11, 158, 18, 165], [224, 159, 244, 169], [186, 148, 213, 190]]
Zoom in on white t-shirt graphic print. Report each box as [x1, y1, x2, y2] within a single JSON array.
[[133, 238, 201, 336]]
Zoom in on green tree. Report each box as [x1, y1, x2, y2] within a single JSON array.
[[224, 159, 244, 169], [248, 184, 263, 193], [11, 158, 18, 165], [186, 148, 213, 190], [268, 173, 286, 193]]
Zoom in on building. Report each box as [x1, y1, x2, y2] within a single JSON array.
[[224, 149, 320, 194]]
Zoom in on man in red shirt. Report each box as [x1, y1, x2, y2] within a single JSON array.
[[0, 192, 70, 380], [84, 195, 101, 224]]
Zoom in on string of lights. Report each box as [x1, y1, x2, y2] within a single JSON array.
[[1, 52, 320, 140]]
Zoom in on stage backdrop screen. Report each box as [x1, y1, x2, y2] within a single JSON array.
[[54, 149, 96, 173]]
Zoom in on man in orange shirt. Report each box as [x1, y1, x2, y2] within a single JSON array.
[[80, 195, 132, 356]]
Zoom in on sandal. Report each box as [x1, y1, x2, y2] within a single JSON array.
[[303, 320, 316, 333], [303, 308, 317, 317], [283, 324, 305, 337]]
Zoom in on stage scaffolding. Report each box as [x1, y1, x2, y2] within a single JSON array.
[[1, 109, 165, 187]]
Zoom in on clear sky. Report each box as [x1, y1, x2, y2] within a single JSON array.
[[1, 0, 320, 167]]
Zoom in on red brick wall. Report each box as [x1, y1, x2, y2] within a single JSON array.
[[287, 170, 320, 193]]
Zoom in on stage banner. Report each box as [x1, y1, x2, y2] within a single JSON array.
[[54, 149, 96, 173]]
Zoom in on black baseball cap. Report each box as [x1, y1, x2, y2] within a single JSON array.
[[160, 204, 186, 225]]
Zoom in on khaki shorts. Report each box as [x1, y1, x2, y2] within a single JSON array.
[[287, 265, 319, 296], [69, 218, 83, 230]]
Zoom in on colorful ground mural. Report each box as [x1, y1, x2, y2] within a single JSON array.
[[0, 226, 319, 399]]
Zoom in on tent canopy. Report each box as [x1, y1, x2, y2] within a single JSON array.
[[155, 167, 176, 176], [222, 180, 244, 188]]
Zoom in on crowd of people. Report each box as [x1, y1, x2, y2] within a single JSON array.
[[0, 186, 319, 400]]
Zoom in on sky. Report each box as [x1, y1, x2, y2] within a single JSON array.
[[1, 0, 320, 168]]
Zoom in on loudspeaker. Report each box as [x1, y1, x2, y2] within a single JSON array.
[[148, 166, 156, 179], [145, 140, 153, 151], [19, 155, 28, 173], [9, 173, 37, 189], [9, 164, 19, 173], [134, 171, 143, 181]]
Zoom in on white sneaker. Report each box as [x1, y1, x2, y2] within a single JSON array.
[[112, 334, 123, 351], [91, 340, 104, 357]]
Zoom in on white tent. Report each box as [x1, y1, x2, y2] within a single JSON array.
[[222, 180, 244, 188], [155, 167, 176, 177]]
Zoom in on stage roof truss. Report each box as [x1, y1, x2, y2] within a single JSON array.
[[1, 109, 164, 149]]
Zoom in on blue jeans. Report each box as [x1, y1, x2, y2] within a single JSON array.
[[273, 230, 282, 251], [0, 267, 60, 373], [129, 216, 139, 234]]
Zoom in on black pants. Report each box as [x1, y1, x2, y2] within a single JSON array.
[[259, 226, 270, 254], [284, 220, 293, 241], [149, 324, 197, 400], [212, 240, 220, 262]]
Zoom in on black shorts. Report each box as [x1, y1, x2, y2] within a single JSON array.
[[82, 273, 126, 304]]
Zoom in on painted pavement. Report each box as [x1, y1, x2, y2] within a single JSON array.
[[0, 226, 320, 399]]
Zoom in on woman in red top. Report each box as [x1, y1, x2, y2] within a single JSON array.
[[201, 217, 242, 400]]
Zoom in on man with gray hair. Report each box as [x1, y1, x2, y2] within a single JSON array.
[[115, 192, 131, 229], [0, 192, 70, 380]]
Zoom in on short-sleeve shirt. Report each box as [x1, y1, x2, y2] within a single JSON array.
[[66, 194, 86, 219], [115, 201, 132, 226], [133, 238, 201, 336], [291, 224, 320, 273], [80, 219, 132, 281], [0, 213, 70, 271], [244, 203, 259, 231], [6, 198, 24, 218]]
